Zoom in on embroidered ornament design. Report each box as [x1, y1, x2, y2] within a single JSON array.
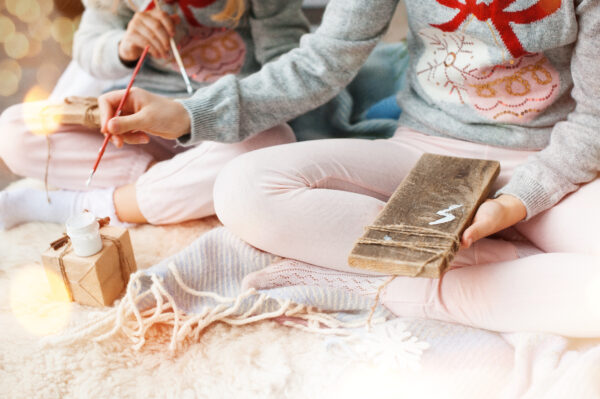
[[416, 28, 491, 105], [431, 0, 562, 59], [416, 27, 559, 122], [464, 52, 559, 122], [170, 26, 246, 83]]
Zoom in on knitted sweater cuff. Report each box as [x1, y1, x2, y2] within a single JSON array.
[[175, 96, 220, 146], [495, 170, 554, 220]]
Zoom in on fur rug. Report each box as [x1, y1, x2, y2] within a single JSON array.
[[2, 198, 599, 398]]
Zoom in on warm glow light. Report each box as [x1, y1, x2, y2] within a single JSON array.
[[0, 14, 15, 43], [36, 61, 61, 92], [22, 85, 62, 135], [4, 32, 29, 59], [15, 0, 41, 24], [60, 40, 73, 56], [0, 58, 21, 80], [5, 0, 19, 16], [26, 37, 42, 57], [51, 16, 74, 44], [29, 16, 52, 41], [0, 68, 19, 97], [9, 264, 73, 336], [39, 0, 54, 16]]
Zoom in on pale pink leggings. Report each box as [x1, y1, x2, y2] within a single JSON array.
[[0, 101, 296, 224], [214, 127, 600, 337]]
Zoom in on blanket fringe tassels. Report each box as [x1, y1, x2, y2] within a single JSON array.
[[42, 262, 385, 351]]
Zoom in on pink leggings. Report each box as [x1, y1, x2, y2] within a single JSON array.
[[0, 101, 296, 224], [214, 127, 600, 336]]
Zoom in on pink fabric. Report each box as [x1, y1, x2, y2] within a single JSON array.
[[214, 126, 600, 336], [0, 101, 296, 224]]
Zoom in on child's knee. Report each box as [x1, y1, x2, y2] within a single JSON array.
[[215, 153, 261, 228], [0, 104, 31, 176], [214, 150, 286, 245]]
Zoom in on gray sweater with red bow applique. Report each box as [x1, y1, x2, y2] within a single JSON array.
[[178, 0, 599, 219]]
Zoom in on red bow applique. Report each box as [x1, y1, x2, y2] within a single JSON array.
[[431, 0, 562, 58], [148, 0, 218, 27]]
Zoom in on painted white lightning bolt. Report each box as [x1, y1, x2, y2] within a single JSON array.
[[429, 204, 463, 225]]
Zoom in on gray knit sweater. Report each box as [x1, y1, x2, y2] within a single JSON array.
[[178, 0, 600, 220], [73, 0, 309, 96]]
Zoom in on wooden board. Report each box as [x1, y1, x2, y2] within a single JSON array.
[[348, 153, 500, 278]]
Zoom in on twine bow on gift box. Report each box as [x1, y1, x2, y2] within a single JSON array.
[[48, 217, 126, 302], [40, 96, 101, 129]]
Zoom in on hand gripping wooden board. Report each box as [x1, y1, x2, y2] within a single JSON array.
[[348, 153, 500, 278]]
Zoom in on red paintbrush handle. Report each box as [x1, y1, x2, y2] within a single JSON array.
[[89, 45, 150, 176]]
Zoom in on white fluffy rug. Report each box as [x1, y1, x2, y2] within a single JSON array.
[[2, 203, 600, 398]]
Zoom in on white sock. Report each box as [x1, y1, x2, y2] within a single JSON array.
[[0, 187, 129, 230]]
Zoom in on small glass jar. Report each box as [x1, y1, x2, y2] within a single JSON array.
[[66, 212, 103, 257]]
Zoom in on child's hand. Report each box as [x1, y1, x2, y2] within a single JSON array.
[[461, 194, 527, 248], [98, 88, 191, 148], [119, 8, 179, 61]]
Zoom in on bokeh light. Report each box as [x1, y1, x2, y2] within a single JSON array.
[[15, 0, 42, 24], [0, 14, 16, 42], [36, 61, 62, 91], [22, 85, 62, 135], [5, 0, 20, 16], [1, 0, 83, 114], [27, 38, 42, 58], [0, 67, 20, 97], [9, 264, 73, 336], [29, 16, 52, 41], [39, 0, 54, 16], [0, 58, 22, 80], [60, 40, 73, 56], [51, 16, 74, 43], [4, 31, 29, 59]]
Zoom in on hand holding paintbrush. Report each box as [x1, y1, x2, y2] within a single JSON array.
[[86, 45, 150, 186], [119, 6, 178, 63]]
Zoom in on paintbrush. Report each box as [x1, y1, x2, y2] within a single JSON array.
[[85, 45, 150, 187], [153, 0, 193, 95]]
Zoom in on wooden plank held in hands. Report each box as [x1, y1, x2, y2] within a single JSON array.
[[348, 154, 500, 278]]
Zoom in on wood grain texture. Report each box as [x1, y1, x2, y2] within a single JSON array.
[[348, 154, 500, 278]]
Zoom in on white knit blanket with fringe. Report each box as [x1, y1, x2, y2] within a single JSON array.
[[46, 227, 428, 357]]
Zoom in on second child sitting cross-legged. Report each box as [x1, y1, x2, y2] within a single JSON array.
[[0, 0, 305, 228]]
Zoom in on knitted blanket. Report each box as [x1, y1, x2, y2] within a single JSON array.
[[46, 228, 430, 361]]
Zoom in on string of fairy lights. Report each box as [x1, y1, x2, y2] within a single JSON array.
[[0, 0, 82, 98]]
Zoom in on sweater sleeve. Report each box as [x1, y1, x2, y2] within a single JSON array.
[[249, 0, 310, 65], [72, 1, 135, 80], [496, 0, 600, 219], [176, 0, 399, 145]]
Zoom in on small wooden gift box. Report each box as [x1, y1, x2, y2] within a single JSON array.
[[42, 225, 137, 307], [39, 96, 100, 129]]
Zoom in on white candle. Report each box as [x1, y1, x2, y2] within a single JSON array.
[[66, 212, 103, 257]]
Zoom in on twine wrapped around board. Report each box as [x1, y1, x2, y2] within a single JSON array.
[[359, 223, 461, 323], [47, 217, 130, 303], [357, 223, 461, 278]]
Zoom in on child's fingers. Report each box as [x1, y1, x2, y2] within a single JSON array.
[[110, 134, 123, 148], [121, 131, 150, 145], [128, 30, 166, 59], [149, 7, 176, 37], [138, 15, 171, 54], [107, 112, 148, 136], [462, 224, 480, 248], [98, 90, 127, 133]]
